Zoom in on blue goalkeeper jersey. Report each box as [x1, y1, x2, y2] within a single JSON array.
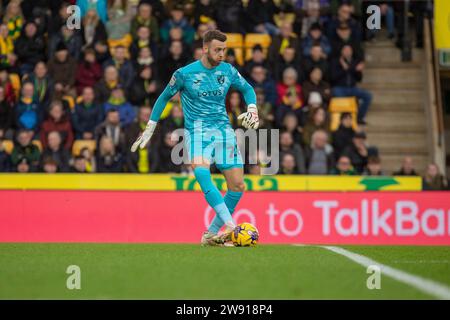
[[149, 60, 256, 131]]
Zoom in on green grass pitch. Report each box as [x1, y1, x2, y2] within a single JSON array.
[[0, 244, 449, 299]]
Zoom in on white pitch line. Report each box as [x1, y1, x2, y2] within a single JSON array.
[[319, 245, 450, 300]]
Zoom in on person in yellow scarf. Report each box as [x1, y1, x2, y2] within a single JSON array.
[[4, 0, 24, 41]]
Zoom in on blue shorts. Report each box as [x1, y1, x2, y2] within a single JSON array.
[[185, 126, 243, 171]]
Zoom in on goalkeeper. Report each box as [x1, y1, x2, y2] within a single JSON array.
[[131, 30, 259, 246]]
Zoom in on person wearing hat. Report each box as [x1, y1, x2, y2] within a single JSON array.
[[302, 22, 331, 58], [160, 4, 195, 45], [243, 44, 269, 79], [103, 84, 136, 127], [47, 41, 77, 96], [341, 130, 368, 174]]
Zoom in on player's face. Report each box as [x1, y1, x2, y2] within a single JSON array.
[[204, 40, 226, 66]]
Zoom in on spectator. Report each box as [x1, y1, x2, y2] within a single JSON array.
[[215, 0, 244, 33], [47, 42, 77, 97], [193, 0, 216, 28], [366, 2, 395, 41], [330, 22, 363, 61], [160, 104, 184, 136], [393, 156, 418, 176], [103, 86, 136, 127], [48, 25, 83, 61], [282, 112, 302, 145], [70, 155, 88, 173], [40, 131, 71, 172], [331, 45, 371, 125], [224, 48, 242, 73], [423, 163, 448, 191], [226, 90, 245, 129], [298, 0, 327, 37], [80, 9, 108, 51], [76, 0, 108, 23], [243, 44, 269, 79], [93, 40, 111, 65], [105, 5, 131, 42], [80, 146, 96, 172], [125, 106, 153, 146], [129, 65, 159, 107], [25, 62, 53, 109], [130, 2, 159, 43], [279, 152, 298, 174], [302, 68, 331, 108], [0, 68, 16, 104], [332, 112, 355, 159], [305, 129, 335, 175], [72, 86, 104, 139], [130, 26, 158, 61], [275, 67, 304, 126], [3, 0, 24, 41], [159, 40, 189, 84], [363, 155, 385, 176], [47, 1, 71, 35], [103, 45, 135, 90], [10, 129, 40, 171], [40, 100, 74, 150], [160, 5, 195, 45], [75, 49, 103, 95], [268, 21, 299, 64], [191, 23, 209, 50], [134, 46, 156, 71], [274, 46, 300, 83], [0, 86, 13, 139], [94, 66, 120, 105], [14, 22, 46, 76], [246, 0, 280, 35], [279, 130, 306, 174], [302, 22, 331, 58], [302, 107, 328, 147], [302, 44, 329, 81], [330, 155, 356, 175], [0, 24, 17, 69], [342, 131, 368, 174], [157, 131, 183, 173], [327, 3, 361, 41], [0, 136, 10, 171], [96, 135, 124, 172], [41, 156, 59, 173], [248, 65, 277, 107], [15, 82, 41, 131], [95, 109, 126, 152], [255, 87, 274, 129]]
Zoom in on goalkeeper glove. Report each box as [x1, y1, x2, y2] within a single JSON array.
[[131, 120, 157, 152], [237, 104, 259, 129]]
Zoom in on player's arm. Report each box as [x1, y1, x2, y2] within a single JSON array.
[[230, 66, 259, 129], [131, 70, 183, 152]]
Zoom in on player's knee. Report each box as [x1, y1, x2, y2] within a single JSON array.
[[230, 181, 245, 193]]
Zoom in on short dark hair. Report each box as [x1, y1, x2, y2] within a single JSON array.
[[203, 30, 227, 45]]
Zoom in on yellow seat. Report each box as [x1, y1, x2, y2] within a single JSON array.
[[244, 33, 272, 61], [329, 97, 358, 131], [1, 139, 14, 154], [32, 140, 42, 152], [225, 33, 244, 66], [72, 140, 97, 156]]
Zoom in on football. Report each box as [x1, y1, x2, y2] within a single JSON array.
[[231, 223, 259, 247]]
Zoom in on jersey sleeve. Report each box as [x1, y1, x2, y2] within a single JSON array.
[[149, 69, 184, 122], [230, 65, 257, 106]]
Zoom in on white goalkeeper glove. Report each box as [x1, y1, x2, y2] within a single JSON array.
[[237, 104, 259, 129], [131, 120, 157, 152]]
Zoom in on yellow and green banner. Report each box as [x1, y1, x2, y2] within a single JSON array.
[[0, 174, 422, 191]]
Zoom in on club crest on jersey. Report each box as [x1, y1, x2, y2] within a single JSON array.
[[217, 75, 225, 85]]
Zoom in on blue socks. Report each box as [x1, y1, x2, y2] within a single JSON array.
[[194, 167, 236, 232], [208, 190, 243, 234]]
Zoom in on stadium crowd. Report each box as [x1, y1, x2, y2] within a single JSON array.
[[0, 0, 446, 189]]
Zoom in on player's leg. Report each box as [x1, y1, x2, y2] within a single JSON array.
[[208, 167, 245, 235], [192, 158, 236, 245]]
